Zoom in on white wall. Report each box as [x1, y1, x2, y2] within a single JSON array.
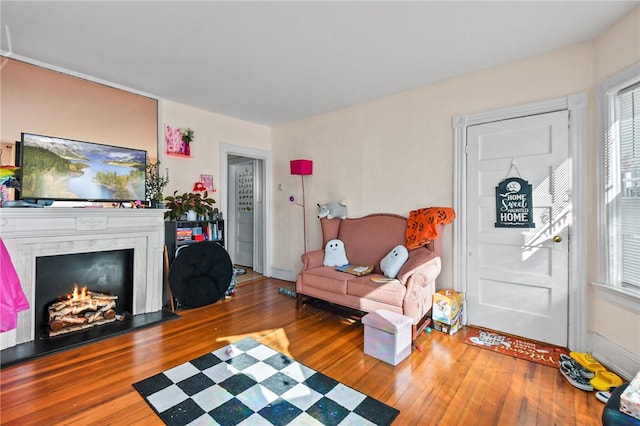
[[155, 7, 639, 367], [271, 7, 640, 368], [590, 7, 640, 363], [159, 100, 271, 221], [272, 41, 594, 290]]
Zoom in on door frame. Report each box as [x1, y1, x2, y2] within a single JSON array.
[[453, 93, 588, 351], [220, 143, 272, 278]]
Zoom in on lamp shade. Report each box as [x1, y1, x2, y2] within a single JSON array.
[[290, 159, 313, 176]]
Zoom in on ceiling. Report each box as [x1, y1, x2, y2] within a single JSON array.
[[1, 1, 638, 126]]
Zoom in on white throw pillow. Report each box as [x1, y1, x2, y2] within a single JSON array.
[[323, 239, 349, 267], [380, 245, 409, 279]]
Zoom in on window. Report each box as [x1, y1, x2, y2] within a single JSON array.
[[597, 63, 640, 302]]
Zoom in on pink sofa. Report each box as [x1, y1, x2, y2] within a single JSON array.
[[296, 214, 442, 340]]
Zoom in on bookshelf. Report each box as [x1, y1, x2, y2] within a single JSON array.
[[165, 218, 225, 264]]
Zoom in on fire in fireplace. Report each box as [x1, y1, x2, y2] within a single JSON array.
[[35, 249, 134, 339], [47, 284, 122, 337]]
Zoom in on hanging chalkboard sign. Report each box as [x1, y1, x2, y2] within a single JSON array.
[[495, 177, 535, 228]]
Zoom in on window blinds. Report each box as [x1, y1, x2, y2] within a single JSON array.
[[618, 84, 640, 290]]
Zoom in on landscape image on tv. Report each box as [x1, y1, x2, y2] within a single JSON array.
[[20, 133, 147, 202]]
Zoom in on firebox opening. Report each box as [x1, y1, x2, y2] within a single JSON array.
[[35, 249, 134, 339]]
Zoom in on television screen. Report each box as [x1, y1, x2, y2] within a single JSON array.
[[17, 133, 147, 202]]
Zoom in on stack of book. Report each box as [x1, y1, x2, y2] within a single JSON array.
[[335, 264, 374, 276], [176, 227, 192, 242]]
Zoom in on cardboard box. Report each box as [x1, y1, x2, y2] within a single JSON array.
[[433, 306, 463, 335], [620, 371, 640, 420], [362, 309, 413, 366], [432, 289, 464, 325]]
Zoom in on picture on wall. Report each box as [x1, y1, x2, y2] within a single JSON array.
[[201, 174, 215, 191], [165, 125, 190, 157]]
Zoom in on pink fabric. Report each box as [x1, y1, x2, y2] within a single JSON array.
[[298, 213, 441, 326], [336, 214, 408, 274], [0, 238, 29, 332]]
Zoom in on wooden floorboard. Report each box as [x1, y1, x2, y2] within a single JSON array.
[[0, 277, 604, 425]]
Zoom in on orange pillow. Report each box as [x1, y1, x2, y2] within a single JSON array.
[[405, 207, 456, 250]]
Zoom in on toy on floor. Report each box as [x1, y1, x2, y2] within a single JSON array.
[[411, 324, 432, 352], [278, 287, 297, 298]]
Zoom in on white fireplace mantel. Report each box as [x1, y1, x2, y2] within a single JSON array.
[[0, 207, 166, 350]]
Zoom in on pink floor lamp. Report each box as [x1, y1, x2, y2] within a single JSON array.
[[290, 159, 313, 253]]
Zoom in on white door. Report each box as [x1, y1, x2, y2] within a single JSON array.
[[466, 110, 570, 346]]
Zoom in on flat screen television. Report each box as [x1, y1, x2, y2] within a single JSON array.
[[16, 133, 147, 203]]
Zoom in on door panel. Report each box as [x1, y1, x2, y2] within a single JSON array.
[[466, 110, 570, 346], [233, 161, 254, 267], [235, 211, 253, 267]]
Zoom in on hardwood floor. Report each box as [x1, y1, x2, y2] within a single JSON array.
[[0, 278, 604, 425], [234, 265, 262, 284]]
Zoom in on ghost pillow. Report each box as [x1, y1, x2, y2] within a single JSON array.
[[380, 245, 409, 279], [323, 239, 349, 267]]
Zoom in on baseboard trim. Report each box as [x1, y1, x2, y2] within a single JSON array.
[[271, 266, 297, 282], [590, 332, 640, 381]]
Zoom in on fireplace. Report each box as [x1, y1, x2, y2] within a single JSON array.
[[0, 208, 166, 355], [35, 249, 134, 338]]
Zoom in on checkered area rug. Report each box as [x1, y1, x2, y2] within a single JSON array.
[[133, 337, 399, 425]]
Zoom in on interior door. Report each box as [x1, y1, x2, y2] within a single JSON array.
[[233, 161, 254, 268], [465, 110, 570, 346]]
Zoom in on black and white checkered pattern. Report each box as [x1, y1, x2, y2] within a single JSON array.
[[133, 337, 399, 426]]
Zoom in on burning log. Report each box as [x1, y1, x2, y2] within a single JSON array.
[[58, 316, 87, 324], [47, 284, 121, 337], [49, 320, 65, 332]]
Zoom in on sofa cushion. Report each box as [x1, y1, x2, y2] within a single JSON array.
[[301, 267, 349, 295], [321, 218, 342, 247], [347, 275, 406, 307], [336, 214, 407, 273]]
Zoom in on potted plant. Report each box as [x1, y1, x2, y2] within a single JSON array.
[[164, 185, 216, 221], [181, 128, 194, 144], [181, 128, 194, 156], [145, 160, 169, 208]]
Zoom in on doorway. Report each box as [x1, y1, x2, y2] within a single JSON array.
[[453, 94, 588, 351], [229, 157, 259, 271], [466, 110, 570, 346], [220, 144, 272, 279]]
